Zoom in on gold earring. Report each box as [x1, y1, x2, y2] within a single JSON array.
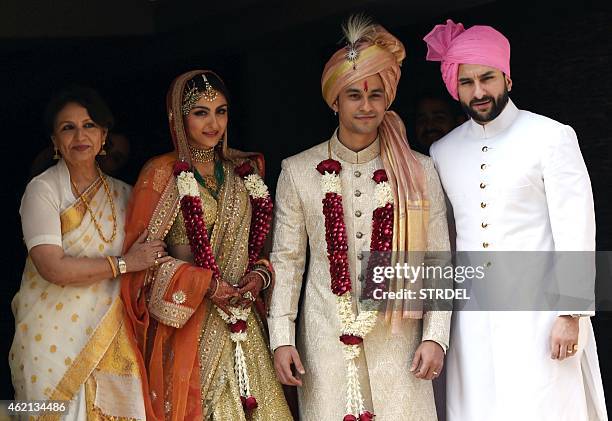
[[98, 142, 107, 156], [53, 147, 60, 160]]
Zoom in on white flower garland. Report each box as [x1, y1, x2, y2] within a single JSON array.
[[176, 171, 199, 199], [375, 180, 394, 208], [320, 172, 342, 194], [243, 173, 270, 199], [216, 307, 252, 398]]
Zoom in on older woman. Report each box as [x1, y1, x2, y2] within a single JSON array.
[[10, 86, 167, 420], [121, 70, 292, 420]]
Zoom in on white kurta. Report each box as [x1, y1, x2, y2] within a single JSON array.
[[430, 100, 607, 421]]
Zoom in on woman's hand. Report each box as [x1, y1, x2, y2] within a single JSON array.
[[124, 230, 171, 272], [209, 279, 240, 315], [235, 271, 264, 308]]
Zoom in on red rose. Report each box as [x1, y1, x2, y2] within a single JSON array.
[[235, 162, 254, 177], [316, 159, 342, 175], [359, 411, 375, 421], [372, 169, 388, 183], [242, 395, 258, 410], [230, 320, 248, 333], [343, 415, 358, 421], [339, 334, 363, 345], [173, 160, 190, 176]]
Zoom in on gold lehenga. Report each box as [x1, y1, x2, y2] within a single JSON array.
[[121, 69, 292, 421]]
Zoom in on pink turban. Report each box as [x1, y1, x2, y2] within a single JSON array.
[[423, 19, 511, 100]]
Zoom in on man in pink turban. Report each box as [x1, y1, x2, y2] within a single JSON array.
[[424, 19, 607, 421], [268, 14, 452, 421]]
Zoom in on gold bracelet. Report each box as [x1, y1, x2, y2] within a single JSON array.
[[106, 256, 118, 278]]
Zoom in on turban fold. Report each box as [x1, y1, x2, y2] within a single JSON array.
[[321, 19, 430, 325], [321, 24, 405, 109], [424, 19, 511, 100]]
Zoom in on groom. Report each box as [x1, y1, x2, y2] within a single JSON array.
[[268, 15, 451, 420]]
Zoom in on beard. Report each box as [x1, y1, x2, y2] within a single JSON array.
[[461, 86, 510, 123]]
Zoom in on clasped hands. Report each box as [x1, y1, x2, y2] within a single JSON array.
[[208, 271, 264, 315]]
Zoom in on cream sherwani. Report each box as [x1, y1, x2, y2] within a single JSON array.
[[430, 100, 607, 421], [269, 132, 451, 420]]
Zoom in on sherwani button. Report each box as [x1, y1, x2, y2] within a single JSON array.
[[354, 171, 361, 177], [481, 202, 487, 208], [481, 222, 488, 228], [356, 232, 363, 239], [482, 242, 489, 248], [355, 210, 362, 217], [357, 253, 364, 260], [482, 146, 489, 152], [481, 164, 487, 170], [355, 190, 362, 197], [480, 183, 486, 189]]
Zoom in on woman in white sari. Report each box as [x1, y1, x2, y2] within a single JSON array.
[[10, 86, 169, 420]]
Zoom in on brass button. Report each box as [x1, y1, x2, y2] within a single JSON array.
[[480, 182, 486, 189], [481, 222, 488, 228], [357, 253, 364, 260], [355, 210, 362, 217], [482, 242, 489, 248], [482, 146, 489, 152], [481, 202, 487, 208], [356, 232, 363, 239], [480, 163, 487, 170], [355, 190, 362, 197], [358, 274, 364, 282], [354, 171, 361, 177]]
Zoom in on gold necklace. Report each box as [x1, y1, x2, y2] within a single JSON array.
[[70, 167, 117, 244], [188, 144, 215, 163]]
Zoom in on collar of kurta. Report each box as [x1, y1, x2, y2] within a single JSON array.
[[467, 98, 519, 139], [330, 129, 381, 164]]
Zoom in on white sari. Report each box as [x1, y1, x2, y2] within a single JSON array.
[[10, 160, 145, 420]]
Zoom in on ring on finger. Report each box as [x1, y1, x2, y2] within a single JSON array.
[[154, 259, 159, 266], [432, 371, 439, 376], [243, 291, 255, 302], [157, 251, 162, 259]]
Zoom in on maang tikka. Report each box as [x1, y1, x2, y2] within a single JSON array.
[[181, 74, 219, 115]]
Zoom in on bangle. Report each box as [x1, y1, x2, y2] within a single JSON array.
[[250, 270, 268, 290], [106, 256, 118, 278], [253, 268, 271, 290], [208, 277, 220, 298]]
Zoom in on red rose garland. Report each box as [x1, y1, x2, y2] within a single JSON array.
[[317, 159, 395, 421], [174, 159, 273, 412]]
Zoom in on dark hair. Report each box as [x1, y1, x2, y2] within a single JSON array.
[[415, 90, 463, 117], [43, 85, 114, 136], [183, 71, 231, 106]]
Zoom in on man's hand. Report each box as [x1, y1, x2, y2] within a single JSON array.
[[550, 315, 579, 361], [410, 340, 445, 380], [274, 345, 305, 386]]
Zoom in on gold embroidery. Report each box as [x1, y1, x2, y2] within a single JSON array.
[[148, 260, 194, 328], [152, 166, 171, 194], [166, 184, 217, 246]]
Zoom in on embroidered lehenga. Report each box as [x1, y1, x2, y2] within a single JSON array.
[[10, 159, 146, 420], [121, 71, 292, 421]]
